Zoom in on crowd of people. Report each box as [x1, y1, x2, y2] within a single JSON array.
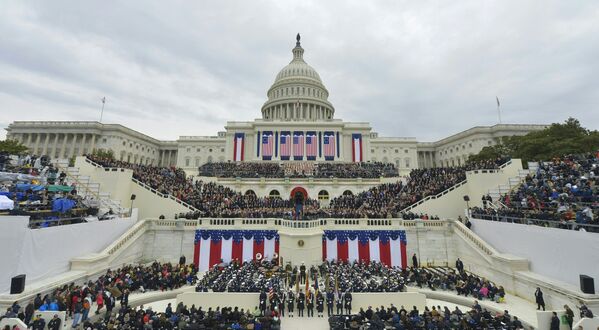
[[471, 153, 598, 232], [0, 154, 100, 227], [89, 155, 508, 220], [325, 159, 505, 218], [199, 161, 399, 179], [3, 261, 197, 329]]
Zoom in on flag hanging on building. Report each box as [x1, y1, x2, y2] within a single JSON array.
[[306, 131, 317, 160], [321, 230, 407, 268], [352, 134, 363, 162], [193, 230, 280, 272], [233, 133, 244, 161], [280, 131, 291, 160], [293, 131, 304, 160], [262, 131, 274, 160], [323, 131, 335, 161]]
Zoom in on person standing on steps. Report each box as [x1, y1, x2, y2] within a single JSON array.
[[412, 253, 418, 268], [534, 287, 545, 311]]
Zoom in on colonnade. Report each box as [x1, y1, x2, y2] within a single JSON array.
[[263, 102, 333, 121]]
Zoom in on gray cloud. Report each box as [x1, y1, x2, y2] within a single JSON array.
[[1, 1, 598, 141]]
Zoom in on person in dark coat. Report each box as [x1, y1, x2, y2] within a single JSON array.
[[455, 258, 464, 273], [278, 291, 285, 317], [306, 291, 314, 317], [550, 312, 560, 330], [412, 254, 418, 268], [534, 287, 545, 311], [297, 291, 305, 317], [316, 291, 324, 318], [299, 263, 307, 284], [335, 291, 343, 314], [287, 290, 295, 317], [259, 290, 267, 316], [48, 314, 61, 330], [24, 300, 34, 326], [326, 289, 334, 316], [344, 291, 352, 314]]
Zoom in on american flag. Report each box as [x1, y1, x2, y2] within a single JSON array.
[[323, 133, 335, 160], [293, 132, 304, 159], [306, 132, 317, 160], [280, 132, 291, 159], [268, 286, 274, 300], [262, 132, 273, 158]]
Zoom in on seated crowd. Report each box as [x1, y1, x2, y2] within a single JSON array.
[[88, 155, 507, 219], [0, 154, 99, 227], [471, 153, 598, 232], [189, 258, 516, 329], [4, 261, 197, 328], [199, 161, 399, 179]]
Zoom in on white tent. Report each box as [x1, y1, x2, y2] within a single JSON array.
[[0, 195, 14, 210]]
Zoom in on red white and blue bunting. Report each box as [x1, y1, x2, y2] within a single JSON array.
[[193, 230, 280, 272], [322, 230, 407, 268]]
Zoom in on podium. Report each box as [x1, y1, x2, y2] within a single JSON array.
[[278, 219, 323, 267]]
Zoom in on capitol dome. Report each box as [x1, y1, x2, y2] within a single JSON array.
[[261, 34, 335, 121]]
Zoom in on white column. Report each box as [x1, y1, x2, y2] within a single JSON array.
[[42, 134, 50, 155], [81, 134, 88, 154], [52, 133, 59, 158], [90, 134, 97, 153], [33, 134, 41, 155], [60, 134, 68, 158], [69, 134, 79, 158]]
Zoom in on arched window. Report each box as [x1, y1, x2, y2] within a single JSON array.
[[269, 190, 281, 198], [342, 190, 353, 196], [318, 190, 329, 201], [245, 190, 256, 196], [207, 156, 213, 163], [185, 158, 190, 167]]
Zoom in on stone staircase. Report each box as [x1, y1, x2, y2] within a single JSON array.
[[487, 161, 539, 201], [52, 159, 127, 215]]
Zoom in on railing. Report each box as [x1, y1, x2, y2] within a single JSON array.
[[471, 214, 599, 233], [401, 180, 468, 213], [131, 178, 199, 212], [54, 160, 126, 215], [452, 219, 498, 257]]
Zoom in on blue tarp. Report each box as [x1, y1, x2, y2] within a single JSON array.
[[52, 198, 76, 213], [15, 183, 45, 191]]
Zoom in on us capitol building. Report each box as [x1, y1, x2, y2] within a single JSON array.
[[6, 35, 545, 175]]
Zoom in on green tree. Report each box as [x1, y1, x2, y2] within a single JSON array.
[[92, 148, 115, 160], [468, 118, 599, 164], [0, 139, 28, 155]]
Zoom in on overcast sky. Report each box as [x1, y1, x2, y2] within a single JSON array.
[[1, 1, 598, 141]]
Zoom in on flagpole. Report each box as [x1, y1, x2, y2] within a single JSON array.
[[496, 96, 502, 124], [100, 97, 106, 123]]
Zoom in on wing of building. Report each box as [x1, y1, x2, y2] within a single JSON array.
[[5, 35, 546, 174]]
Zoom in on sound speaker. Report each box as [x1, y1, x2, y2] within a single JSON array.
[[130, 194, 136, 201], [463, 195, 470, 202], [580, 275, 595, 294], [10, 274, 26, 294]]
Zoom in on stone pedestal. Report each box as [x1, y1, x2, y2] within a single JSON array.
[[278, 224, 323, 267]]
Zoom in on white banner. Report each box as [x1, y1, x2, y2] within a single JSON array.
[[221, 238, 233, 263], [369, 238, 380, 262], [348, 238, 359, 263], [242, 237, 254, 263], [326, 238, 337, 262], [390, 238, 402, 268], [198, 238, 211, 272], [264, 237, 275, 259]]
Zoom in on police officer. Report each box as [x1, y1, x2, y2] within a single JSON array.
[[326, 289, 334, 316], [316, 291, 324, 318], [344, 290, 352, 314], [297, 290, 305, 317], [287, 290, 295, 317], [306, 290, 314, 317]]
